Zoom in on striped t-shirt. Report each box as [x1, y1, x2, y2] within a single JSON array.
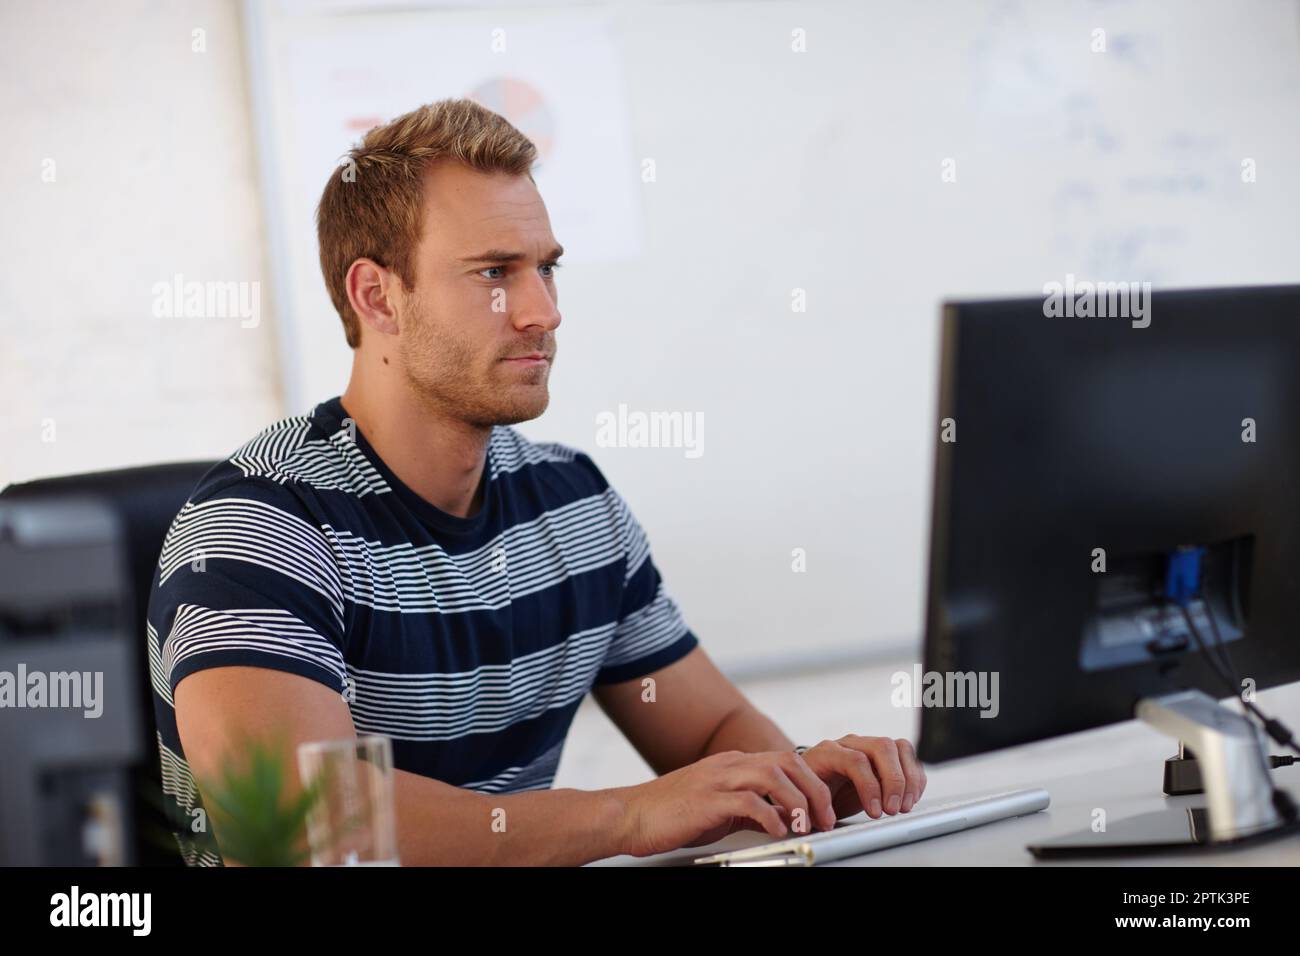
[[146, 396, 697, 865]]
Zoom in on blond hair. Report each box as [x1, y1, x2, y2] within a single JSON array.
[[316, 98, 537, 348]]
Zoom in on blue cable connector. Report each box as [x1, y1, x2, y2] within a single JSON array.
[[1165, 545, 1206, 606]]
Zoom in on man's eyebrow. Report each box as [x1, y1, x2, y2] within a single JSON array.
[[458, 245, 565, 264]]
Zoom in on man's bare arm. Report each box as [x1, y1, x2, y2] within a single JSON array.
[[174, 666, 632, 865], [592, 646, 794, 774], [697, 700, 795, 756], [593, 649, 929, 825], [391, 772, 630, 866]]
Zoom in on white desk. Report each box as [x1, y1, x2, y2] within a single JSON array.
[[594, 683, 1300, 867]]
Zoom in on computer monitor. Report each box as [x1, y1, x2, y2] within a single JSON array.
[[916, 285, 1300, 848]]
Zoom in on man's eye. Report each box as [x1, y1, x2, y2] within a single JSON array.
[[540, 262, 562, 278], [479, 266, 506, 280]]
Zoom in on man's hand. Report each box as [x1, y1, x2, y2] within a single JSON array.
[[799, 735, 927, 820], [619, 749, 840, 856]]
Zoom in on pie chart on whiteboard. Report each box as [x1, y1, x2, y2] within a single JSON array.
[[468, 77, 556, 165]]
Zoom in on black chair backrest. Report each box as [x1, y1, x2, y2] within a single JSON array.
[[1, 461, 218, 864], [2, 462, 219, 639]]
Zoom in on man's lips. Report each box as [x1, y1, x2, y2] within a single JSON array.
[[502, 352, 551, 363]]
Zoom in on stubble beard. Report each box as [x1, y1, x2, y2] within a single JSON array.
[[397, 300, 552, 429]]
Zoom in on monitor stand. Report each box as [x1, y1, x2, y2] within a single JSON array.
[[1027, 689, 1297, 858]]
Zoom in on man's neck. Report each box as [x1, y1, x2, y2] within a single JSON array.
[[339, 374, 491, 520]]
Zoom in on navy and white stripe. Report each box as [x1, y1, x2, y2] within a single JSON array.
[[146, 396, 697, 865]]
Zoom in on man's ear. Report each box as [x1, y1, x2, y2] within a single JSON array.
[[346, 258, 402, 337]]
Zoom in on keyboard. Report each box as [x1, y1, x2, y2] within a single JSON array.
[[693, 787, 1051, 866]]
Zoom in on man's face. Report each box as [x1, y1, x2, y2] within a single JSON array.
[[395, 160, 562, 428]]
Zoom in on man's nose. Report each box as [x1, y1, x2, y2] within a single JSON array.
[[511, 272, 562, 332]]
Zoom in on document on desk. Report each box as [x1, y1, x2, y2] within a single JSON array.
[[694, 788, 1051, 866]]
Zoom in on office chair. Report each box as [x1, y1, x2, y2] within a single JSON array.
[[1, 461, 217, 865]]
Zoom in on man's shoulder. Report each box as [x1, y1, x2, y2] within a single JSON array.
[[182, 413, 615, 516], [188, 400, 384, 508], [489, 425, 610, 493], [149, 409, 351, 621]]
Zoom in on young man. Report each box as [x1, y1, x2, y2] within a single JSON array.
[[147, 98, 926, 866]]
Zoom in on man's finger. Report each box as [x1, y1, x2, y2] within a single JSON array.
[[729, 759, 810, 831], [781, 752, 837, 831], [895, 737, 927, 812], [830, 743, 884, 818], [857, 736, 907, 814], [719, 790, 786, 838]]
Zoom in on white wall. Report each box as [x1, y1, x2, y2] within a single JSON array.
[[246, 0, 1300, 673], [6, 0, 1300, 677], [1, 0, 283, 486]]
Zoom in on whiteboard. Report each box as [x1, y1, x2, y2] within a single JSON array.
[[244, 0, 1300, 674]]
